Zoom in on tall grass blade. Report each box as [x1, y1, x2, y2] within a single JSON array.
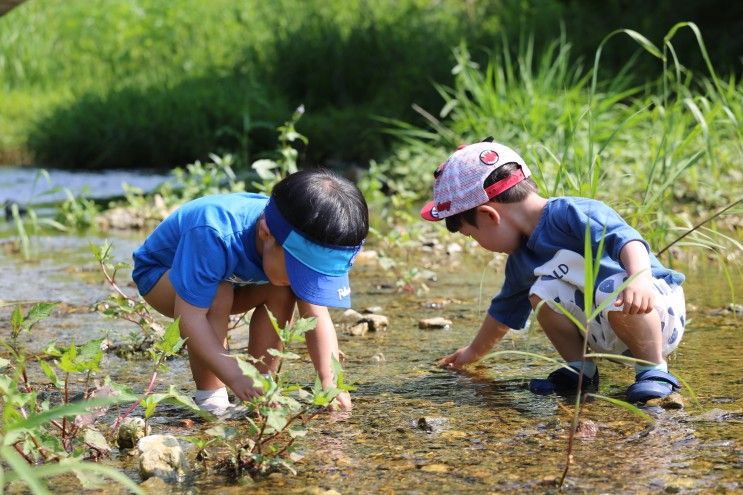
[[585, 394, 654, 422]]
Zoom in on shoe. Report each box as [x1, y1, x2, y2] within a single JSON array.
[[529, 366, 599, 395], [626, 369, 680, 403]]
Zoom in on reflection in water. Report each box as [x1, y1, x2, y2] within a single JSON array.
[[0, 231, 741, 493]]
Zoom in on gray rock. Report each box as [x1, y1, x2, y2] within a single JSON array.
[[342, 308, 364, 323], [418, 317, 452, 329], [361, 314, 389, 332], [348, 321, 368, 336], [137, 434, 192, 482], [415, 416, 449, 433], [362, 306, 383, 314], [118, 416, 150, 449]]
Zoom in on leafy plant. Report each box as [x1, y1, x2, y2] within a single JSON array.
[[0, 302, 144, 494], [205, 310, 353, 478], [251, 105, 308, 194]]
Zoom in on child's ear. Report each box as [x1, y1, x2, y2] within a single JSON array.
[[477, 204, 501, 226], [258, 218, 273, 241]]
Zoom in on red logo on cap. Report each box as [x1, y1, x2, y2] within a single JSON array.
[[479, 149, 499, 165], [436, 201, 451, 212]]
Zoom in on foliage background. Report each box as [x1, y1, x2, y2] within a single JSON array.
[[0, 0, 740, 169]]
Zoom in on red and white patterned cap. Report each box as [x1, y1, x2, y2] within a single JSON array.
[[420, 140, 532, 221]]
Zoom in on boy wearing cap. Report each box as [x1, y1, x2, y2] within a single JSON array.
[[133, 169, 368, 414], [423, 139, 685, 402]]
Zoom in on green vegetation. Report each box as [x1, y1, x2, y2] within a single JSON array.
[[2, 0, 740, 169]]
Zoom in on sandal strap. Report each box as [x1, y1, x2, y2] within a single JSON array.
[[635, 370, 680, 389]]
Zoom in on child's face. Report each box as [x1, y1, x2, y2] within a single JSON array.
[[258, 219, 291, 287], [457, 205, 522, 254]]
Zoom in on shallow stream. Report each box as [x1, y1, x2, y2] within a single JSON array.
[[1, 224, 741, 494]]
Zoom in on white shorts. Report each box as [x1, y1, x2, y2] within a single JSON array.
[[529, 272, 686, 357]]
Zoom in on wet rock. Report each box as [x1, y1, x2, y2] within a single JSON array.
[[371, 352, 386, 362], [348, 322, 369, 336], [686, 408, 743, 423], [575, 419, 599, 438], [421, 299, 451, 309], [137, 434, 192, 482], [97, 207, 144, 230], [362, 306, 383, 314], [646, 393, 685, 410], [118, 417, 150, 449], [415, 416, 449, 433], [446, 243, 462, 255], [418, 317, 452, 330], [420, 463, 449, 473], [139, 476, 170, 492], [362, 314, 389, 332], [342, 309, 364, 322]]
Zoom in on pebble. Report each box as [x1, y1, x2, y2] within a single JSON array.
[[418, 317, 452, 329], [646, 393, 685, 410]]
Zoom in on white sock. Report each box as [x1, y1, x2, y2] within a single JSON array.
[[193, 387, 231, 415]]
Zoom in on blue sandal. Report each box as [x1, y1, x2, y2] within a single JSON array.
[[529, 366, 599, 395], [626, 370, 680, 403]]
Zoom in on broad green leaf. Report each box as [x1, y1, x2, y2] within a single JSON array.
[[38, 361, 62, 388], [154, 318, 185, 356], [58, 339, 103, 373], [266, 349, 300, 360], [205, 425, 237, 440], [83, 429, 111, 453], [22, 303, 58, 332], [10, 305, 23, 336], [0, 357, 9, 370], [232, 355, 268, 392], [6, 395, 131, 435], [158, 385, 215, 420], [265, 408, 288, 432]]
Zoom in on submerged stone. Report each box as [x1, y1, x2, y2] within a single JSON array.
[[418, 317, 452, 329], [118, 416, 150, 449], [137, 434, 192, 482]]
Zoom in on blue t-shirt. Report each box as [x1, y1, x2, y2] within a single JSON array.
[[132, 193, 269, 308], [488, 197, 685, 330]]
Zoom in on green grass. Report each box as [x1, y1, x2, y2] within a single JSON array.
[[377, 24, 742, 257]]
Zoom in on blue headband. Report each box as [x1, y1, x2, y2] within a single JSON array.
[[264, 197, 362, 307]]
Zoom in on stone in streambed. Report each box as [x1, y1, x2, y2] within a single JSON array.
[[117, 416, 150, 449], [418, 317, 452, 329], [646, 392, 685, 410], [137, 434, 192, 482]]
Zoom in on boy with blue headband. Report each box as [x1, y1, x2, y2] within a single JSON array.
[[423, 139, 686, 403], [132, 169, 368, 414]]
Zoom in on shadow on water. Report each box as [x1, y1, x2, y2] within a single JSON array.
[[0, 230, 741, 494]]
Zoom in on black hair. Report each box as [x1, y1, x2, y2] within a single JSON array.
[[272, 168, 369, 246], [444, 162, 537, 233]]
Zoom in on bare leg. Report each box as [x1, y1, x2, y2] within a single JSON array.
[[607, 310, 664, 365], [234, 284, 295, 374], [529, 294, 587, 362]]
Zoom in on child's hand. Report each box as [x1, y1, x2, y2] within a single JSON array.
[[615, 274, 655, 314], [230, 375, 264, 402], [331, 391, 353, 411], [437, 345, 479, 369]]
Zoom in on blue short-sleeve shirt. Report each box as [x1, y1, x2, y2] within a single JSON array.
[[488, 197, 685, 329], [132, 193, 269, 308]]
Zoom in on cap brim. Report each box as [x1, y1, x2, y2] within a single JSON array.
[[420, 201, 442, 222], [284, 251, 352, 308]]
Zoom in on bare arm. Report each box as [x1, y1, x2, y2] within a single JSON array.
[[438, 314, 509, 368], [174, 295, 260, 401], [297, 300, 351, 410], [617, 240, 655, 314]]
